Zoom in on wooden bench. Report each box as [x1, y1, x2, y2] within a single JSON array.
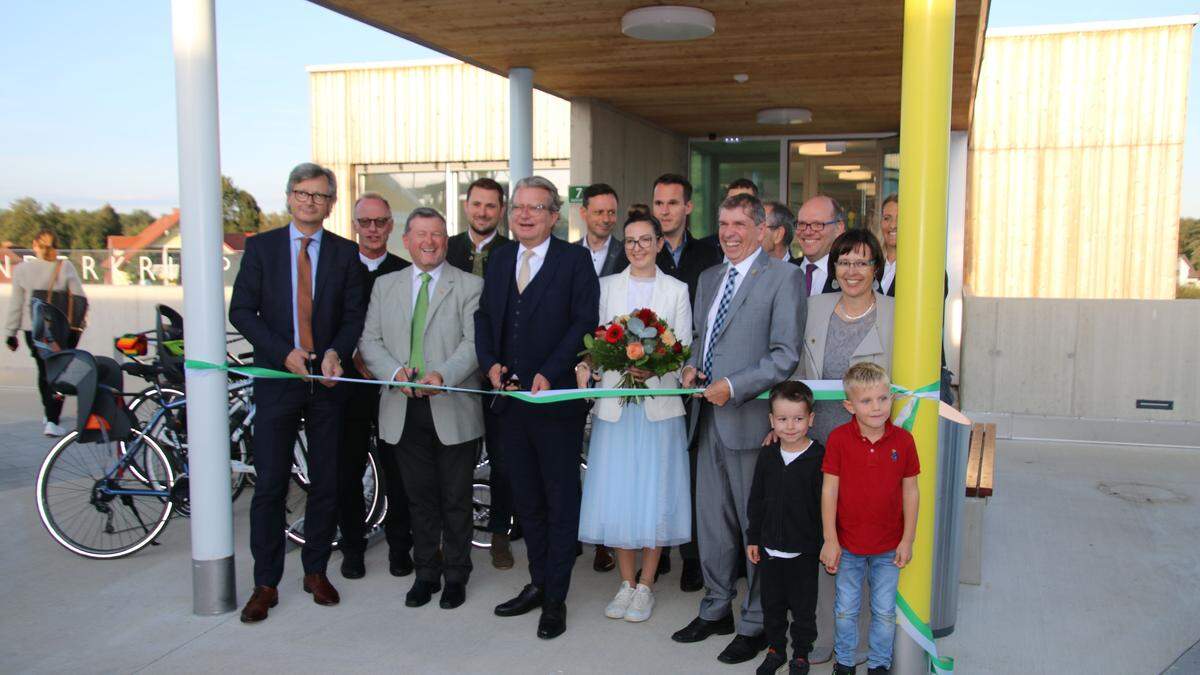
[[960, 422, 996, 585]]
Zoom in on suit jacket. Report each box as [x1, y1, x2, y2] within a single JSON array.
[[446, 231, 510, 277], [618, 230, 723, 305], [358, 264, 484, 445], [593, 268, 692, 423], [687, 253, 805, 449], [475, 237, 600, 415], [229, 225, 366, 380], [790, 256, 838, 294], [573, 236, 626, 277], [796, 292, 894, 379], [345, 252, 410, 383]]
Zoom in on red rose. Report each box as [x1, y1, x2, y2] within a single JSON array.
[[604, 324, 625, 344], [672, 342, 683, 354], [655, 323, 666, 335], [636, 308, 656, 324], [594, 326, 606, 339]]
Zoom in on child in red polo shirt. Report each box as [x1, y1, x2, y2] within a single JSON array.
[[820, 362, 919, 675]]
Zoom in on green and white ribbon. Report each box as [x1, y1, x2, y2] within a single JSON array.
[[896, 593, 955, 674], [891, 381, 941, 431]]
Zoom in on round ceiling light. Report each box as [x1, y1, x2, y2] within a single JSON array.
[[796, 142, 847, 156], [621, 6, 716, 41], [756, 108, 813, 125]]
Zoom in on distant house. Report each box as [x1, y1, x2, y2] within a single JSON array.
[[1180, 255, 1200, 287], [106, 209, 250, 254]]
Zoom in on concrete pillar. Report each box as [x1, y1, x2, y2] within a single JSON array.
[[508, 67, 534, 187], [171, 0, 237, 616]]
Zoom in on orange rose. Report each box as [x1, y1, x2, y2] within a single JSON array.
[[626, 342, 646, 360]]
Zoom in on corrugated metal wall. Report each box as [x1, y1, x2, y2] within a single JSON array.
[[967, 24, 1192, 299]]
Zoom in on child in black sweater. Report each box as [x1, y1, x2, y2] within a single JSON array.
[[747, 381, 825, 675]]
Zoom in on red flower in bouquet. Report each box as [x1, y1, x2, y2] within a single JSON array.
[[672, 341, 683, 354], [635, 308, 657, 324], [604, 323, 624, 344]]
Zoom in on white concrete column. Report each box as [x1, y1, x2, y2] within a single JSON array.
[[508, 67, 534, 186], [171, 0, 236, 615]]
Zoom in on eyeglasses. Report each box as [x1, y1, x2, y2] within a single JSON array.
[[834, 259, 876, 270], [797, 219, 839, 232], [355, 217, 392, 229], [623, 235, 659, 250], [510, 203, 551, 214], [292, 189, 333, 205]]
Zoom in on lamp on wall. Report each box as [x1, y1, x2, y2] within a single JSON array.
[[621, 6, 716, 41], [756, 107, 812, 125]]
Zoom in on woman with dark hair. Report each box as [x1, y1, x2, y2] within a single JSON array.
[[4, 230, 86, 436], [576, 211, 692, 624], [797, 228, 894, 444]]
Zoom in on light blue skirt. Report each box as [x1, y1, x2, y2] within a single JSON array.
[[578, 403, 691, 549]]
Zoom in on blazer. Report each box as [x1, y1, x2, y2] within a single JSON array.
[[686, 253, 805, 449], [229, 225, 366, 375], [573, 236, 626, 277], [796, 292, 895, 379], [446, 231, 510, 277], [475, 237, 599, 415], [593, 269, 692, 423], [358, 264, 484, 446]]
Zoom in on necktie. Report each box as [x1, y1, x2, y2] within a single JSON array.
[[296, 236, 314, 352], [471, 245, 486, 277], [410, 272, 431, 376], [805, 262, 817, 296], [516, 249, 534, 293], [702, 266, 739, 379]]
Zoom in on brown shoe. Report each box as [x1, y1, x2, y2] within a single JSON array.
[[491, 533, 514, 570], [302, 573, 340, 606], [593, 544, 615, 572], [240, 586, 278, 623]]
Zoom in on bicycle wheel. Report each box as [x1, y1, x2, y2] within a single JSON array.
[[36, 430, 176, 559], [471, 481, 492, 549], [284, 432, 382, 548]]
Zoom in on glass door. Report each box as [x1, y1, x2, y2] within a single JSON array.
[[689, 140, 782, 238]]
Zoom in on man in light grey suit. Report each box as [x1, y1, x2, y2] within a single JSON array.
[[670, 193, 806, 666], [358, 206, 484, 611], [573, 183, 625, 277]]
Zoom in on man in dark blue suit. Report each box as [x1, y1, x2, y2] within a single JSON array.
[[230, 163, 366, 623], [476, 175, 599, 639]]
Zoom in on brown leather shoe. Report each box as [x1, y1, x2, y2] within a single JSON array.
[[593, 544, 615, 572], [240, 586, 278, 623], [491, 533, 514, 570], [302, 573, 340, 606]]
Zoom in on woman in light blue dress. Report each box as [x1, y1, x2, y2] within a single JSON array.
[[577, 212, 692, 623]]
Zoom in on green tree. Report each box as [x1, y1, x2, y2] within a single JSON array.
[[223, 176, 262, 233], [120, 209, 157, 236], [61, 204, 121, 249], [260, 210, 291, 232], [0, 198, 56, 247], [1180, 217, 1200, 268]]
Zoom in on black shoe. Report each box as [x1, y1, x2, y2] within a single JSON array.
[[832, 663, 857, 675], [439, 581, 466, 609], [404, 579, 441, 607], [494, 584, 544, 617], [757, 648, 788, 675], [671, 614, 736, 643], [537, 600, 567, 639], [718, 634, 769, 664], [790, 656, 812, 675], [657, 551, 671, 575], [680, 558, 704, 592], [340, 550, 365, 579], [867, 668, 888, 675], [390, 550, 414, 577]]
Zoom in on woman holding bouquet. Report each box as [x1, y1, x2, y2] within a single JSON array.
[[576, 211, 692, 623]]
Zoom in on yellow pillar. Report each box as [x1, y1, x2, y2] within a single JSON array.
[[892, 0, 955, 671]]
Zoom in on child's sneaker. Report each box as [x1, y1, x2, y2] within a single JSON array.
[[789, 656, 811, 674], [605, 581, 636, 618], [623, 583, 655, 622], [832, 663, 857, 674], [756, 648, 788, 674]]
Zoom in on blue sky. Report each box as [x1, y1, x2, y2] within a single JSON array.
[[1, 0, 1197, 216]]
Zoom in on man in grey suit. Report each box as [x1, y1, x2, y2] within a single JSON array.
[[574, 183, 625, 277], [671, 193, 806, 666], [358, 207, 484, 611]]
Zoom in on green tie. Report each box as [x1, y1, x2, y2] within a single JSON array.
[[410, 272, 431, 376]]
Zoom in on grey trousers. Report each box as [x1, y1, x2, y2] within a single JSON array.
[[695, 406, 763, 636]]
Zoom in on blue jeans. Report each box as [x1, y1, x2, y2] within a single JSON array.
[[834, 550, 900, 669]]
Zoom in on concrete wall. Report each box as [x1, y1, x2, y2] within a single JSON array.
[[568, 98, 688, 239], [960, 295, 1200, 425]]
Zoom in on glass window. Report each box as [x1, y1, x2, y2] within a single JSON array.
[[689, 140, 781, 238], [362, 171, 447, 257]]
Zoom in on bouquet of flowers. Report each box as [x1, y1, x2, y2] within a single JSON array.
[[579, 307, 691, 403]]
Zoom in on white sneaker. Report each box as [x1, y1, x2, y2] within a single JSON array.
[[623, 583, 655, 622], [605, 581, 636, 619], [43, 421, 66, 437]]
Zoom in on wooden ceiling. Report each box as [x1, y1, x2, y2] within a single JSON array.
[[311, 1, 989, 137]]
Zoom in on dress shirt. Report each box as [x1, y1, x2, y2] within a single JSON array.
[[359, 251, 386, 272], [473, 231, 497, 253], [882, 258, 897, 294], [289, 223, 323, 350], [583, 236, 612, 276], [702, 248, 761, 397], [801, 253, 830, 297], [513, 236, 552, 283], [665, 234, 687, 267]]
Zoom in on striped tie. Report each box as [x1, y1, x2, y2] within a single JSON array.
[[702, 267, 739, 379]]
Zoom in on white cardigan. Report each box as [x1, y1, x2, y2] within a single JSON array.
[[592, 268, 693, 423]]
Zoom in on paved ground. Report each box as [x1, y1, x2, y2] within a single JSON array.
[[1, 366, 1197, 674]]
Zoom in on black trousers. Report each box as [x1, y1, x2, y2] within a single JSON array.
[[391, 397, 477, 584], [250, 380, 344, 588], [25, 330, 78, 424], [501, 401, 585, 602], [483, 403, 515, 535], [761, 552, 820, 656], [337, 385, 411, 556]]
